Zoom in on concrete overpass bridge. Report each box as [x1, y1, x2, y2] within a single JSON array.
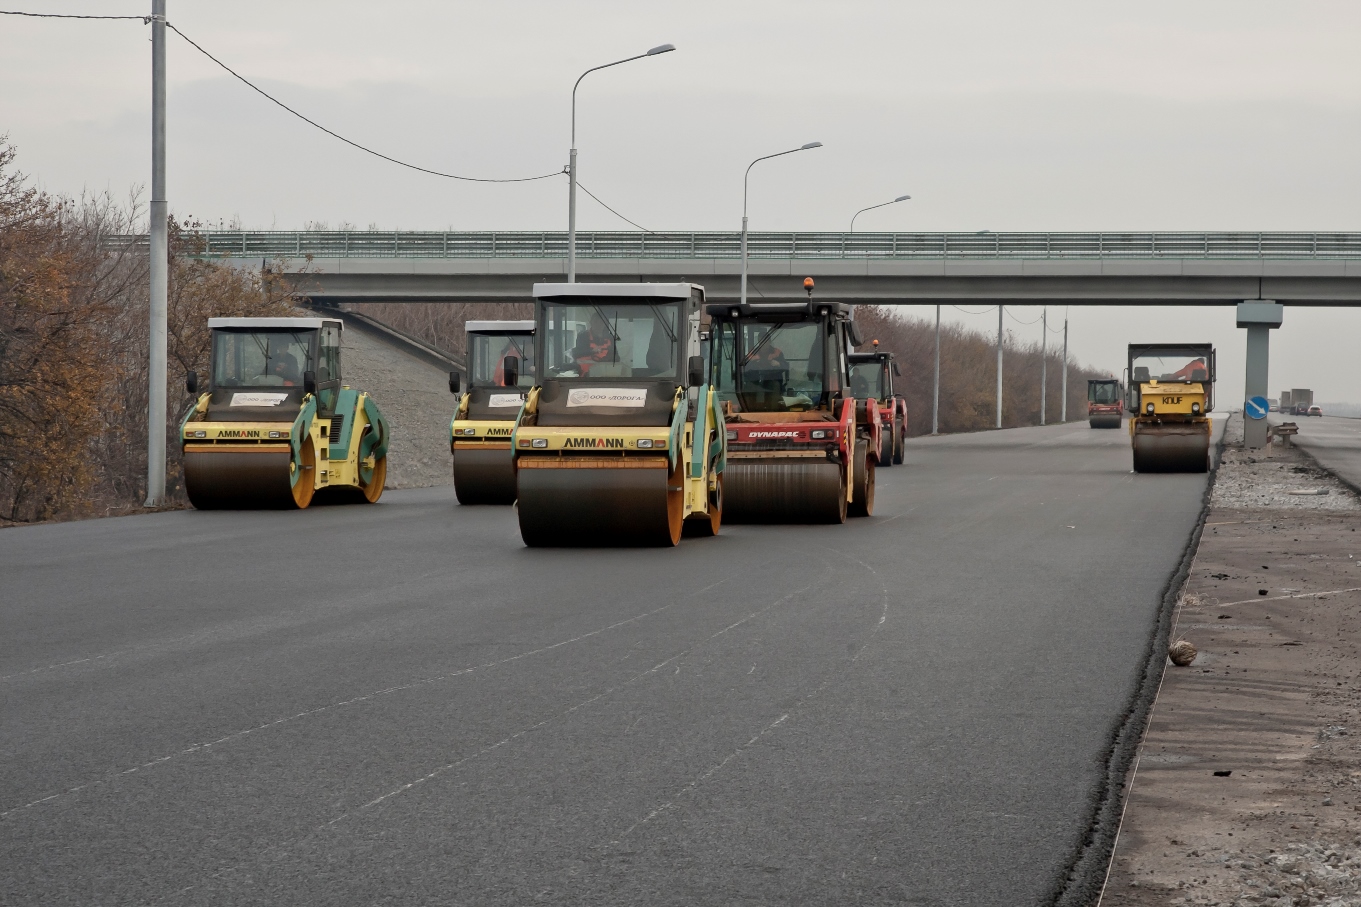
[[196, 229, 1361, 306]]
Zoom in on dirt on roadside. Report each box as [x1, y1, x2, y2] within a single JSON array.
[[1100, 417, 1361, 907]]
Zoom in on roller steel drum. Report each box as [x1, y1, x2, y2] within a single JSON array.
[[517, 458, 683, 547], [453, 448, 517, 505], [849, 440, 876, 518], [1089, 414, 1123, 429], [183, 444, 302, 509], [723, 459, 846, 524], [1132, 424, 1210, 473]]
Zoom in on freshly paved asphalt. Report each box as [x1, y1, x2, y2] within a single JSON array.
[[1270, 414, 1361, 491], [1, 420, 1217, 906]]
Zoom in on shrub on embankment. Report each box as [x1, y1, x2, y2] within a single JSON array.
[[0, 140, 295, 524]]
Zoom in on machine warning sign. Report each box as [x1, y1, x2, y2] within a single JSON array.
[[229, 393, 289, 407], [566, 388, 648, 408], [1245, 395, 1269, 420], [488, 393, 527, 408]]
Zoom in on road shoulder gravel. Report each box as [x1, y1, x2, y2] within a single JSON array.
[[1101, 414, 1361, 907]]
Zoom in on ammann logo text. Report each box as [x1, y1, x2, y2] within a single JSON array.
[[487, 428, 512, 436], [564, 437, 625, 449], [218, 429, 262, 438]]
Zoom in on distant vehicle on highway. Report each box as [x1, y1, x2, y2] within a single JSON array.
[[1308, 405, 1323, 417], [1268, 398, 1279, 412]]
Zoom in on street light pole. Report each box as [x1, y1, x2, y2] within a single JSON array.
[[145, 0, 167, 506], [741, 141, 822, 306], [567, 43, 674, 283], [932, 304, 941, 435], [996, 305, 1004, 429], [1061, 308, 1069, 422], [1040, 306, 1047, 426], [850, 194, 911, 232]]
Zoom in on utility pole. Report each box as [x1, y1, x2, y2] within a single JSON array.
[[995, 305, 1003, 429], [145, 0, 168, 506], [1061, 308, 1068, 422], [1040, 306, 1047, 426], [932, 304, 940, 435]]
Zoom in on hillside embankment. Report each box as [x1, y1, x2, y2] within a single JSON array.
[[1102, 414, 1361, 907]]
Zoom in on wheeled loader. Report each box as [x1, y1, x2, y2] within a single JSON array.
[[1126, 343, 1215, 473], [707, 281, 880, 523], [849, 341, 907, 466], [1087, 378, 1124, 428], [511, 283, 725, 547], [180, 317, 389, 508], [449, 320, 535, 504]]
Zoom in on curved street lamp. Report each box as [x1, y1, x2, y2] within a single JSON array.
[[850, 194, 911, 232], [741, 141, 823, 306], [567, 43, 676, 282]]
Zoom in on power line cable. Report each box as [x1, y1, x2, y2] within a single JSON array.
[[165, 22, 563, 184], [576, 181, 651, 232], [950, 305, 997, 316], [0, 9, 147, 18], [1005, 309, 1044, 326]]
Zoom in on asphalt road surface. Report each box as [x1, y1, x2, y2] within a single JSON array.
[[1, 421, 1217, 906], [1270, 413, 1361, 491]]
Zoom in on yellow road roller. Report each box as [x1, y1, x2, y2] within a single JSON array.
[[707, 294, 878, 523], [180, 316, 389, 508], [512, 283, 725, 547], [1126, 343, 1214, 473], [449, 320, 535, 504]]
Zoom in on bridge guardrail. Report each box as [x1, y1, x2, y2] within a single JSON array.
[[108, 231, 1361, 261]]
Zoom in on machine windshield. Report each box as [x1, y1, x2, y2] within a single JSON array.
[[539, 300, 679, 380], [1089, 381, 1121, 404], [212, 330, 314, 388], [469, 333, 536, 388], [713, 320, 829, 411], [849, 361, 885, 399], [1130, 351, 1210, 384]]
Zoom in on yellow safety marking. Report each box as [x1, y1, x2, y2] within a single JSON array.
[[451, 419, 516, 439], [182, 421, 291, 440], [513, 426, 669, 451], [517, 456, 669, 469]]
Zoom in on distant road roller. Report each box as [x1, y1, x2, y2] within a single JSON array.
[[512, 283, 725, 546], [1087, 377, 1124, 428], [849, 341, 908, 466], [707, 291, 879, 522], [180, 316, 389, 508], [449, 320, 535, 504], [1126, 343, 1215, 473]]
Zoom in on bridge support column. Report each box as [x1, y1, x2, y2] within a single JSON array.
[[1237, 301, 1283, 449]]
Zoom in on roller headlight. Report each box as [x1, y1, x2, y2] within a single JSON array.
[[637, 438, 654, 449], [726, 430, 737, 440], [1146, 402, 1155, 414], [531, 438, 548, 448], [1192, 402, 1201, 414]]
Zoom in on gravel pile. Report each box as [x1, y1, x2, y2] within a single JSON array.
[[340, 322, 453, 489], [1160, 842, 1361, 906], [1211, 415, 1361, 513]]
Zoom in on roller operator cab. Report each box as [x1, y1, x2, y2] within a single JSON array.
[[848, 343, 907, 466], [448, 320, 535, 504], [1125, 343, 1215, 473], [707, 296, 879, 523], [180, 317, 389, 508], [512, 283, 725, 547], [1087, 378, 1124, 428]]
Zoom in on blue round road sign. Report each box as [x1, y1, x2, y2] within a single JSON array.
[[1246, 395, 1269, 420]]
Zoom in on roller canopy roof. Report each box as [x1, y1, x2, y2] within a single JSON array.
[[705, 301, 854, 319], [533, 282, 703, 300], [207, 317, 341, 330], [465, 320, 535, 333]]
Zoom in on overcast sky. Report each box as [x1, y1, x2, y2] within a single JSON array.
[[3, 1, 1359, 405]]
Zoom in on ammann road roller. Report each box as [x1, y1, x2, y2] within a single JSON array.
[[708, 293, 880, 523], [1087, 377, 1124, 428], [511, 283, 725, 547], [849, 341, 907, 466], [449, 320, 535, 504], [1126, 343, 1215, 473], [180, 316, 389, 508]]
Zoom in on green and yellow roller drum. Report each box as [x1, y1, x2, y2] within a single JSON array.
[[180, 316, 390, 509], [449, 320, 534, 505], [512, 283, 724, 547]]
